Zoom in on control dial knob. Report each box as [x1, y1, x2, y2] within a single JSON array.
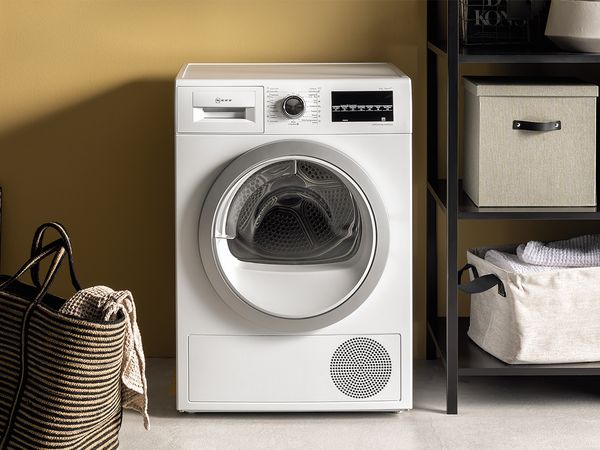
[[282, 95, 305, 119]]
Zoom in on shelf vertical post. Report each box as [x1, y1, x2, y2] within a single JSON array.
[[446, 0, 460, 415], [426, 43, 439, 360], [426, 193, 438, 360]]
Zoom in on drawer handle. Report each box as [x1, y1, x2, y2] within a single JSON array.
[[513, 120, 561, 131]]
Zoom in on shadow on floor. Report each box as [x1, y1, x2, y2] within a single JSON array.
[[143, 359, 600, 419]]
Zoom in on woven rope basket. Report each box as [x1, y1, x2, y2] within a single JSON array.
[[0, 223, 127, 449]]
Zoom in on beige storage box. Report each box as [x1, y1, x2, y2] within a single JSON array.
[[463, 77, 598, 207]]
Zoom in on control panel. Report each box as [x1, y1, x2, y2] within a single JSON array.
[[177, 80, 409, 134], [266, 87, 322, 127], [264, 85, 399, 134]]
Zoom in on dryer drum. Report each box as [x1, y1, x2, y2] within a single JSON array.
[[226, 159, 362, 264]]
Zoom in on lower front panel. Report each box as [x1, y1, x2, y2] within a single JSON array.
[[184, 334, 403, 411]]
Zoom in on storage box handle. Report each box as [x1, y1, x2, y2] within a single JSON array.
[[512, 120, 561, 131], [458, 264, 506, 297]]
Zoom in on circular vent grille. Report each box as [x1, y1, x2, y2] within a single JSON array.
[[330, 337, 392, 399]]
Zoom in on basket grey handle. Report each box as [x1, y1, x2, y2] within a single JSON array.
[[513, 120, 561, 131], [458, 264, 506, 297]]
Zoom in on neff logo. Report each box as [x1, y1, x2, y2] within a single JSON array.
[[215, 97, 232, 104]]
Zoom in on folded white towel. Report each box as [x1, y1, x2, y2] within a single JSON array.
[[517, 234, 600, 267], [485, 249, 559, 274]]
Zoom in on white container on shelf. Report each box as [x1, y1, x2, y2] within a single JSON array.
[[463, 77, 598, 207], [464, 245, 600, 364], [545, 0, 600, 53]]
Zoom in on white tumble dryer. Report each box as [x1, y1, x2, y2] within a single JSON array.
[[175, 63, 412, 412]]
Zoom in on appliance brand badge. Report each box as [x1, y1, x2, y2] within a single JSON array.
[[215, 97, 232, 104]]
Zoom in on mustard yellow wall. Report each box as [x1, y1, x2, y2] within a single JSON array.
[[0, 1, 427, 357]]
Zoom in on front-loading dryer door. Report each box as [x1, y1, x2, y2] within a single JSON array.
[[199, 140, 389, 331]]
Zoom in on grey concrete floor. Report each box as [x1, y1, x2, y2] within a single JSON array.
[[120, 359, 600, 449]]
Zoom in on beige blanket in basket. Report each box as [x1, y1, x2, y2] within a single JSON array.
[[59, 286, 150, 429]]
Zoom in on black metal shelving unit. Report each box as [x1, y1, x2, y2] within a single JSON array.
[[426, 0, 600, 414]]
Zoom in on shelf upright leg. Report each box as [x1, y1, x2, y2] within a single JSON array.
[[426, 193, 438, 360], [446, 0, 460, 415], [426, 45, 438, 361]]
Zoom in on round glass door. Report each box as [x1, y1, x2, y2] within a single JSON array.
[[199, 141, 388, 329], [226, 159, 361, 265]]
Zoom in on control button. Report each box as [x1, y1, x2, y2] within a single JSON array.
[[282, 95, 305, 119]]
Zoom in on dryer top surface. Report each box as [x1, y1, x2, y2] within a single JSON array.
[[177, 63, 408, 82]]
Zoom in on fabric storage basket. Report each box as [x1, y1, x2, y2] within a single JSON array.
[[460, 245, 600, 364], [463, 77, 598, 207], [0, 223, 126, 449]]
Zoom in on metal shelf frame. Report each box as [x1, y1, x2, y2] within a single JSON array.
[[425, 0, 600, 414]]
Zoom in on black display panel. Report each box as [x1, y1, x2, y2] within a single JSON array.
[[331, 91, 393, 122]]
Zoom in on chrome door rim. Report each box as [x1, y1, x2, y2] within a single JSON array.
[[199, 140, 389, 331]]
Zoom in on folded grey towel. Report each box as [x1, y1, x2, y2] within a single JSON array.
[[485, 249, 559, 274], [517, 234, 600, 267]]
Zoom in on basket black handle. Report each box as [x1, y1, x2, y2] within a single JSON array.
[[30, 222, 81, 292], [458, 263, 506, 297], [0, 239, 67, 302], [512, 120, 561, 132]]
